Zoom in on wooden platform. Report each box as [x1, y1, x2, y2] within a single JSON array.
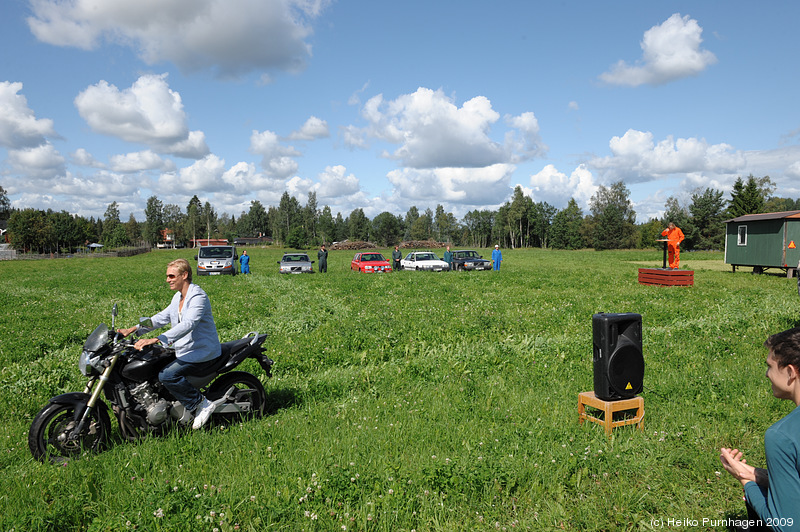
[[578, 391, 644, 436], [638, 268, 694, 286]]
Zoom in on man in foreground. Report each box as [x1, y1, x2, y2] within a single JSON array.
[[720, 327, 800, 531], [118, 258, 221, 430]]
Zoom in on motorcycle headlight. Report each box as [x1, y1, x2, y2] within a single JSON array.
[[79, 350, 92, 376]]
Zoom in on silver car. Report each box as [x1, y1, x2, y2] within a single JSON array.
[[278, 253, 315, 274]]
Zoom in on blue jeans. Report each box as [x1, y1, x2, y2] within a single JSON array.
[[159, 358, 209, 412]]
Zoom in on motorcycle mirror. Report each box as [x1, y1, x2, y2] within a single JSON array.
[[136, 317, 155, 336], [111, 303, 118, 329]]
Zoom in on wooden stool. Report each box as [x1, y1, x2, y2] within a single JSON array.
[[578, 391, 644, 436]]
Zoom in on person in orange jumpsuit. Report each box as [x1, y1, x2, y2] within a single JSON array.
[[661, 222, 685, 269]]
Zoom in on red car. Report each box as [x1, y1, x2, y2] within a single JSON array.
[[351, 252, 392, 273]]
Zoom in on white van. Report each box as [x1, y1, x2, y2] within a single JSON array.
[[194, 245, 238, 276]]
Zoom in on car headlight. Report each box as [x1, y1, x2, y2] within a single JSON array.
[[365, 265, 373, 270]]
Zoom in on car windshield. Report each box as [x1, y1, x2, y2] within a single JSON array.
[[199, 247, 233, 258], [361, 254, 385, 262], [283, 255, 310, 262], [416, 253, 438, 261], [456, 251, 479, 259]]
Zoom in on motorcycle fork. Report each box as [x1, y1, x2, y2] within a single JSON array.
[[82, 377, 97, 395], [70, 353, 120, 440]]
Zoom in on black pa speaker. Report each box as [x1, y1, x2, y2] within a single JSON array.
[[592, 313, 644, 401]]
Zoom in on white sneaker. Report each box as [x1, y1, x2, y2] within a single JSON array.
[[192, 398, 215, 430]]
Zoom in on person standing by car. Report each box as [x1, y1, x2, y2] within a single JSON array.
[[392, 246, 402, 271], [661, 222, 685, 269], [443, 245, 453, 271], [117, 258, 221, 430], [239, 250, 250, 274], [318, 245, 328, 273], [491, 244, 503, 271]]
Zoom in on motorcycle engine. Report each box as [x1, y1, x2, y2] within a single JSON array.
[[129, 382, 171, 425]]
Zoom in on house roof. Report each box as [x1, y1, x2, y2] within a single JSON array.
[[724, 210, 800, 223]]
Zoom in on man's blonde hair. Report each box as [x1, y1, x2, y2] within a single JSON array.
[[168, 258, 192, 282]]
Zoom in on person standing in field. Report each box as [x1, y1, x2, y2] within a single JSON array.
[[318, 245, 328, 273], [661, 222, 685, 269], [392, 246, 402, 271], [443, 245, 453, 271], [720, 327, 800, 532], [239, 250, 250, 274], [117, 258, 220, 430], [491, 244, 502, 271]]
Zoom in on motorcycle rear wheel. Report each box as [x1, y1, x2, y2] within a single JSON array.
[[206, 371, 266, 424], [29, 402, 111, 463]]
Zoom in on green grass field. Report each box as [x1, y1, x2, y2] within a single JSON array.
[[1, 248, 798, 531]]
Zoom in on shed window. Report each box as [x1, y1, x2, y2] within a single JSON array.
[[737, 225, 747, 246]]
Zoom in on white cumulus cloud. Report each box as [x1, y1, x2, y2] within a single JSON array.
[[529, 164, 597, 210], [361, 87, 540, 169], [288, 116, 329, 140], [74, 74, 209, 158], [591, 129, 746, 181], [0, 81, 57, 149], [387, 164, 514, 206], [599, 13, 717, 86], [109, 150, 169, 173], [312, 165, 360, 200], [27, 0, 331, 78], [159, 154, 226, 194], [7, 143, 66, 179], [249, 129, 301, 178]]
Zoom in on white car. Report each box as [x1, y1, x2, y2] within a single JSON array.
[[400, 251, 450, 271]]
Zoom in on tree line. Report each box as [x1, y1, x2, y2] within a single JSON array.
[[2, 175, 799, 254]]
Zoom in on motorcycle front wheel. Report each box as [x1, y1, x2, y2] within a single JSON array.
[[28, 402, 111, 463], [206, 371, 266, 424]]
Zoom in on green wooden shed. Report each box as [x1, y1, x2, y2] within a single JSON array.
[[724, 210, 800, 277]]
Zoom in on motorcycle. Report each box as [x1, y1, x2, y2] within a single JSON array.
[[29, 304, 274, 463]]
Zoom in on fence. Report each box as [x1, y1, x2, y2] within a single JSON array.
[[3, 246, 151, 261]]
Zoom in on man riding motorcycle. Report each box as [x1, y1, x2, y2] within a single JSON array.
[[118, 258, 219, 429]]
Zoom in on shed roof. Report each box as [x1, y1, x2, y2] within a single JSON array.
[[724, 210, 800, 223]]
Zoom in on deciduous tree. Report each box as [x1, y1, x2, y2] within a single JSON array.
[[550, 198, 584, 250], [589, 181, 637, 250]]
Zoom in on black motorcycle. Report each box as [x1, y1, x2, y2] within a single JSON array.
[[29, 305, 274, 463]]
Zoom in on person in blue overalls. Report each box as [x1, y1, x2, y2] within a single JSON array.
[[239, 250, 250, 274], [491, 244, 503, 271]]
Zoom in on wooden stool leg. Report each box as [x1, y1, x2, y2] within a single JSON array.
[[636, 401, 645, 431]]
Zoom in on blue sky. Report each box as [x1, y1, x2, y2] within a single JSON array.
[[2, 0, 799, 223]]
